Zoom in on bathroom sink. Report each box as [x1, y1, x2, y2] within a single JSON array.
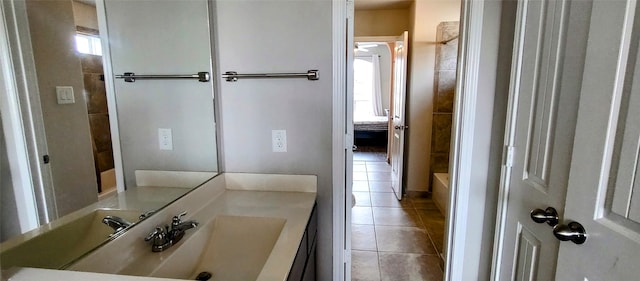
[[0, 209, 142, 270], [119, 215, 286, 281]]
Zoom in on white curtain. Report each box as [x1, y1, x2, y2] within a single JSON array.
[[371, 55, 384, 116]]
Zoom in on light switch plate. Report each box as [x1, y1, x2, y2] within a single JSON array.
[[56, 86, 75, 104]]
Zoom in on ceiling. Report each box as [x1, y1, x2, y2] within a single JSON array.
[[354, 0, 413, 10], [75, 0, 411, 11]]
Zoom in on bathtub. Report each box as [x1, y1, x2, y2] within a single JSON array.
[[433, 173, 449, 216]]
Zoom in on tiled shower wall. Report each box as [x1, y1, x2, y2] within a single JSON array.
[[430, 22, 459, 186], [80, 52, 114, 191]]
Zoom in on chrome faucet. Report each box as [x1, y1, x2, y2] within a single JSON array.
[[102, 215, 133, 233], [144, 211, 198, 252]]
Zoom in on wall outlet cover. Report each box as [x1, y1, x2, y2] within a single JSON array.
[[158, 128, 173, 150], [272, 130, 287, 152]]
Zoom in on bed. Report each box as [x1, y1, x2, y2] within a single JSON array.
[[354, 115, 389, 146]]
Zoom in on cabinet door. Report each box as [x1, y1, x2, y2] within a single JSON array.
[[287, 230, 307, 281], [302, 239, 316, 281]]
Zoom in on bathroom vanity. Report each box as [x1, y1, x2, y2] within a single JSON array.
[[2, 173, 317, 281]]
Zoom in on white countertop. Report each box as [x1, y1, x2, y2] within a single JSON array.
[[2, 173, 317, 281]]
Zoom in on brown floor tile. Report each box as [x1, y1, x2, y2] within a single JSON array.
[[352, 207, 374, 225], [366, 163, 392, 172], [353, 172, 369, 181], [427, 231, 445, 255], [370, 193, 413, 208], [353, 164, 367, 172], [351, 154, 445, 281], [372, 207, 422, 227], [378, 252, 443, 281], [418, 209, 446, 229], [353, 192, 371, 206], [375, 226, 436, 254], [418, 209, 446, 254], [352, 250, 381, 281], [352, 224, 377, 251], [410, 198, 440, 210], [352, 181, 369, 192], [369, 181, 393, 193], [368, 172, 393, 181]]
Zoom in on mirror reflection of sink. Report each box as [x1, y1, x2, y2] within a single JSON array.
[[0, 209, 141, 270], [120, 215, 286, 281]]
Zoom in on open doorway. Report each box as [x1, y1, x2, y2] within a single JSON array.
[[350, 29, 459, 281], [348, 1, 461, 280], [353, 40, 392, 161], [72, 0, 116, 198]]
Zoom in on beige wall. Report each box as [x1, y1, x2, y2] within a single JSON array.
[[355, 9, 410, 37], [104, 0, 218, 188], [215, 1, 333, 279], [25, 0, 98, 216], [71, 1, 98, 30], [354, 3, 460, 192], [405, 0, 460, 192]]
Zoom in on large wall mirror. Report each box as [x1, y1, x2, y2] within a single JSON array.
[[0, 0, 219, 269]]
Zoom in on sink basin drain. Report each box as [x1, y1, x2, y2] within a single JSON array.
[[195, 271, 212, 281]]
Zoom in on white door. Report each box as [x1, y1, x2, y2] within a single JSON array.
[[494, 0, 586, 279], [344, 2, 355, 280], [496, 0, 640, 279], [390, 31, 408, 200], [555, 0, 640, 279]]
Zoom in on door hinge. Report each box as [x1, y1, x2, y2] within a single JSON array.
[[504, 146, 515, 167], [346, 0, 354, 18]]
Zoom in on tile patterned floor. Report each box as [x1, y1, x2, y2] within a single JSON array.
[[351, 151, 445, 281]]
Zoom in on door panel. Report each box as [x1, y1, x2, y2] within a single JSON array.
[[514, 224, 541, 281], [390, 31, 408, 200], [557, 0, 640, 279], [497, 0, 576, 279]]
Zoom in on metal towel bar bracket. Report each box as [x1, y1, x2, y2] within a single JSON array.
[[222, 70, 319, 82], [115, 72, 210, 83]]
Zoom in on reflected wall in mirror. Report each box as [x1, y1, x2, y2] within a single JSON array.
[[0, 0, 219, 268]]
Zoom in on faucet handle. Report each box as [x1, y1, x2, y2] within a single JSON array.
[[177, 211, 187, 219], [144, 227, 165, 242], [139, 210, 156, 220], [172, 211, 188, 226]]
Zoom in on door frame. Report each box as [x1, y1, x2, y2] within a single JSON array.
[[354, 35, 401, 162], [95, 0, 126, 193], [446, 0, 508, 279], [331, 0, 353, 280], [1, 0, 58, 226], [332, 0, 513, 280]]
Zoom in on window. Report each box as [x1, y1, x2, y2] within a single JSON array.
[[353, 57, 374, 121], [75, 33, 102, 56]]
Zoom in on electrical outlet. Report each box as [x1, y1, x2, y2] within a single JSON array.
[[272, 130, 287, 152], [158, 128, 173, 150]]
